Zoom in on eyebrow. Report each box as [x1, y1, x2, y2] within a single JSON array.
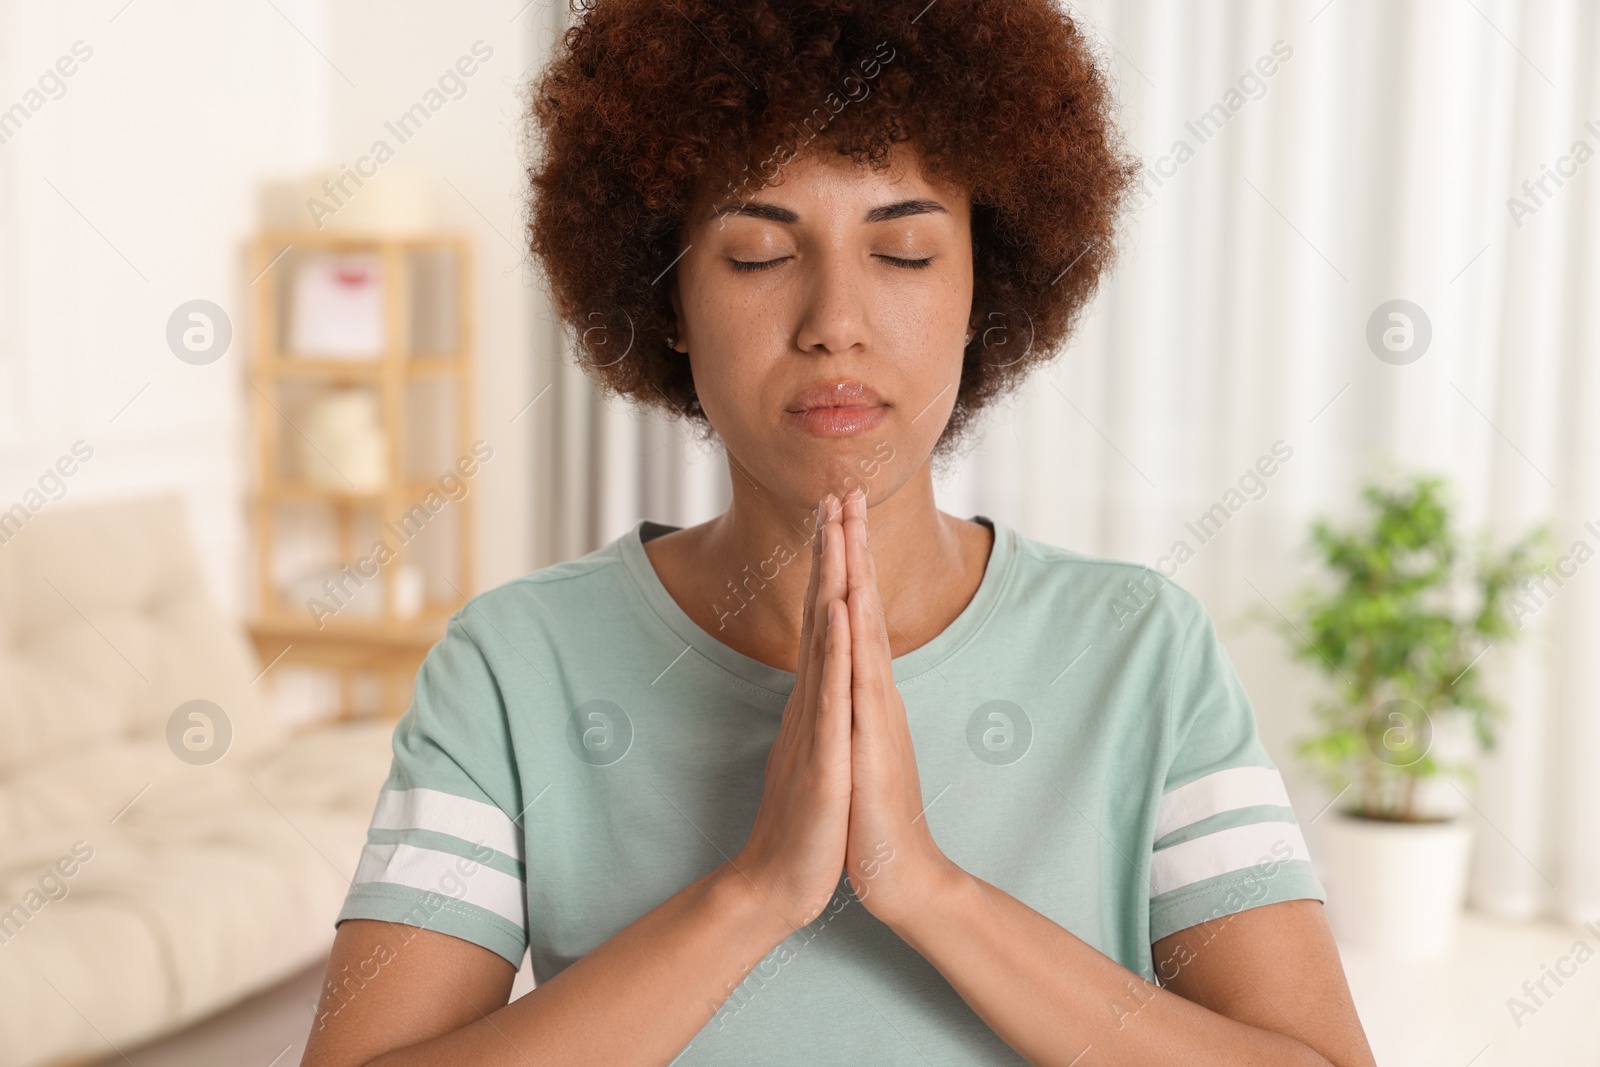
[[709, 197, 949, 225]]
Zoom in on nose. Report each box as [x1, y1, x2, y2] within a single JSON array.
[[793, 246, 871, 356]]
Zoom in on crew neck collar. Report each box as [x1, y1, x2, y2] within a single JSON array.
[[617, 515, 1017, 698]]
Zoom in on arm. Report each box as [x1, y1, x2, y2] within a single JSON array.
[[880, 870, 1376, 1067], [309, 496, 858, 1067], [833, 491, 1375, 1065], [302, 861, 795, 1067]]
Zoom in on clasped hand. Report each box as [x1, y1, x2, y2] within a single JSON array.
[[733, 487, 957, 933]]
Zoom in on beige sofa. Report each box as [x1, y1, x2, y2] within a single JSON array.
[[0, 494, 396, 1067]]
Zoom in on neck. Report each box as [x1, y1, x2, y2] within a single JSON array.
[[696, 451, 968, 661]]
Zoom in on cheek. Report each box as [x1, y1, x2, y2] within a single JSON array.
[[885, 300, 967, 407], [683, 335, 769, 433], [681, 285, 788, 405]]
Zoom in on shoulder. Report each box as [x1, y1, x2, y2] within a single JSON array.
[[406, 531, 648, 706], [447, 530, 636, 633], [1002, 523, 1209, 640]]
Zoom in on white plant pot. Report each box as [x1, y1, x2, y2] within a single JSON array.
[[1316, 810, 1474, 959]]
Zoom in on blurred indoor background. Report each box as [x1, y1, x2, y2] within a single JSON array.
[[0, 0, 1596, 1064]]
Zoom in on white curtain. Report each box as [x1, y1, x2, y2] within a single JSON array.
[[529, 0, 1600, 929]]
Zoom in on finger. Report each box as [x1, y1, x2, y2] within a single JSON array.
[[799, 496, 825, 648], [820, 493, 846, 608], [858, 495, 893, 665], [814, 597, 852, 756], [805, 494, 846, 731], [842, 488, 893, 672], [848, 569, 889, 715], [795, 497, 826, 703], [775, 503, 825, 778], [842, 487, 869, 604], [798, 506, 832, 745], [803, 495, 844, 719]]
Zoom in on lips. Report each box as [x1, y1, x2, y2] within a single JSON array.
[[784, 379, 886, 413], [783, 379, 888, 437]]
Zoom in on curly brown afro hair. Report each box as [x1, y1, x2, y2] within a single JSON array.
[[525, 0, 1140, 458]]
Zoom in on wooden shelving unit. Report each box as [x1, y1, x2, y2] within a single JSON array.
[[246, 229, 475, 722]]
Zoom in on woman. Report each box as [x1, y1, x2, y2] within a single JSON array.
[[304, 1, 1376, 1064]]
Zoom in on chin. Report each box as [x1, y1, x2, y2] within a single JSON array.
[[777, 438, 905, 508]]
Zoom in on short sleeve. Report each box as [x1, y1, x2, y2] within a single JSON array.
[[335, 612, 529, 967], [1147, 598, 1326, 945]]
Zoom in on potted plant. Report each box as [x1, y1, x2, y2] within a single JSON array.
[[1261, 472, 1552, 957]]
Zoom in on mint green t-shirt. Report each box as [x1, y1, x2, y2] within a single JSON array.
[[336, 515, 1326, 1064]]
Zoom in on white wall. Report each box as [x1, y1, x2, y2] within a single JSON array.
[[321, 0, 555, 593], [0, 0, 556, 621], [0, 0, 330, 617]]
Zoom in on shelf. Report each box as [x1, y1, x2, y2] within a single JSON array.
[[250, 229, 475, 721], [254, 356, 463, 378], [249, 604, 462, 648], [265, 483, 383, 504], [247, 606, 462, 721], [260, 481, 457, 504], [256, 229, 471, 251]]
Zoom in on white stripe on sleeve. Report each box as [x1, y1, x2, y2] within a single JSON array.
[[353, 841, 528, 930], [1154, 766, 1291, 841], [1148, 821, 1309, 898], [370, 787, 524, 861]]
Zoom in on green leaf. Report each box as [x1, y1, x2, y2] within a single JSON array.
[[1260, 471, 1546, 790]]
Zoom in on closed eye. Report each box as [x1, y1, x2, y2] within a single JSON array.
[[728, 256, 790, 273], [728, 254, 934, 272]]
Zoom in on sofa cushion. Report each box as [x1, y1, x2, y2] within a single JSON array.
[[0, 493, 285, 777], [0, 722, 397, 1067], [0, 495, 402, 1067]]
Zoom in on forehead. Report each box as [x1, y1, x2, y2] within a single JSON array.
[[693, 141, 967, 226]]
